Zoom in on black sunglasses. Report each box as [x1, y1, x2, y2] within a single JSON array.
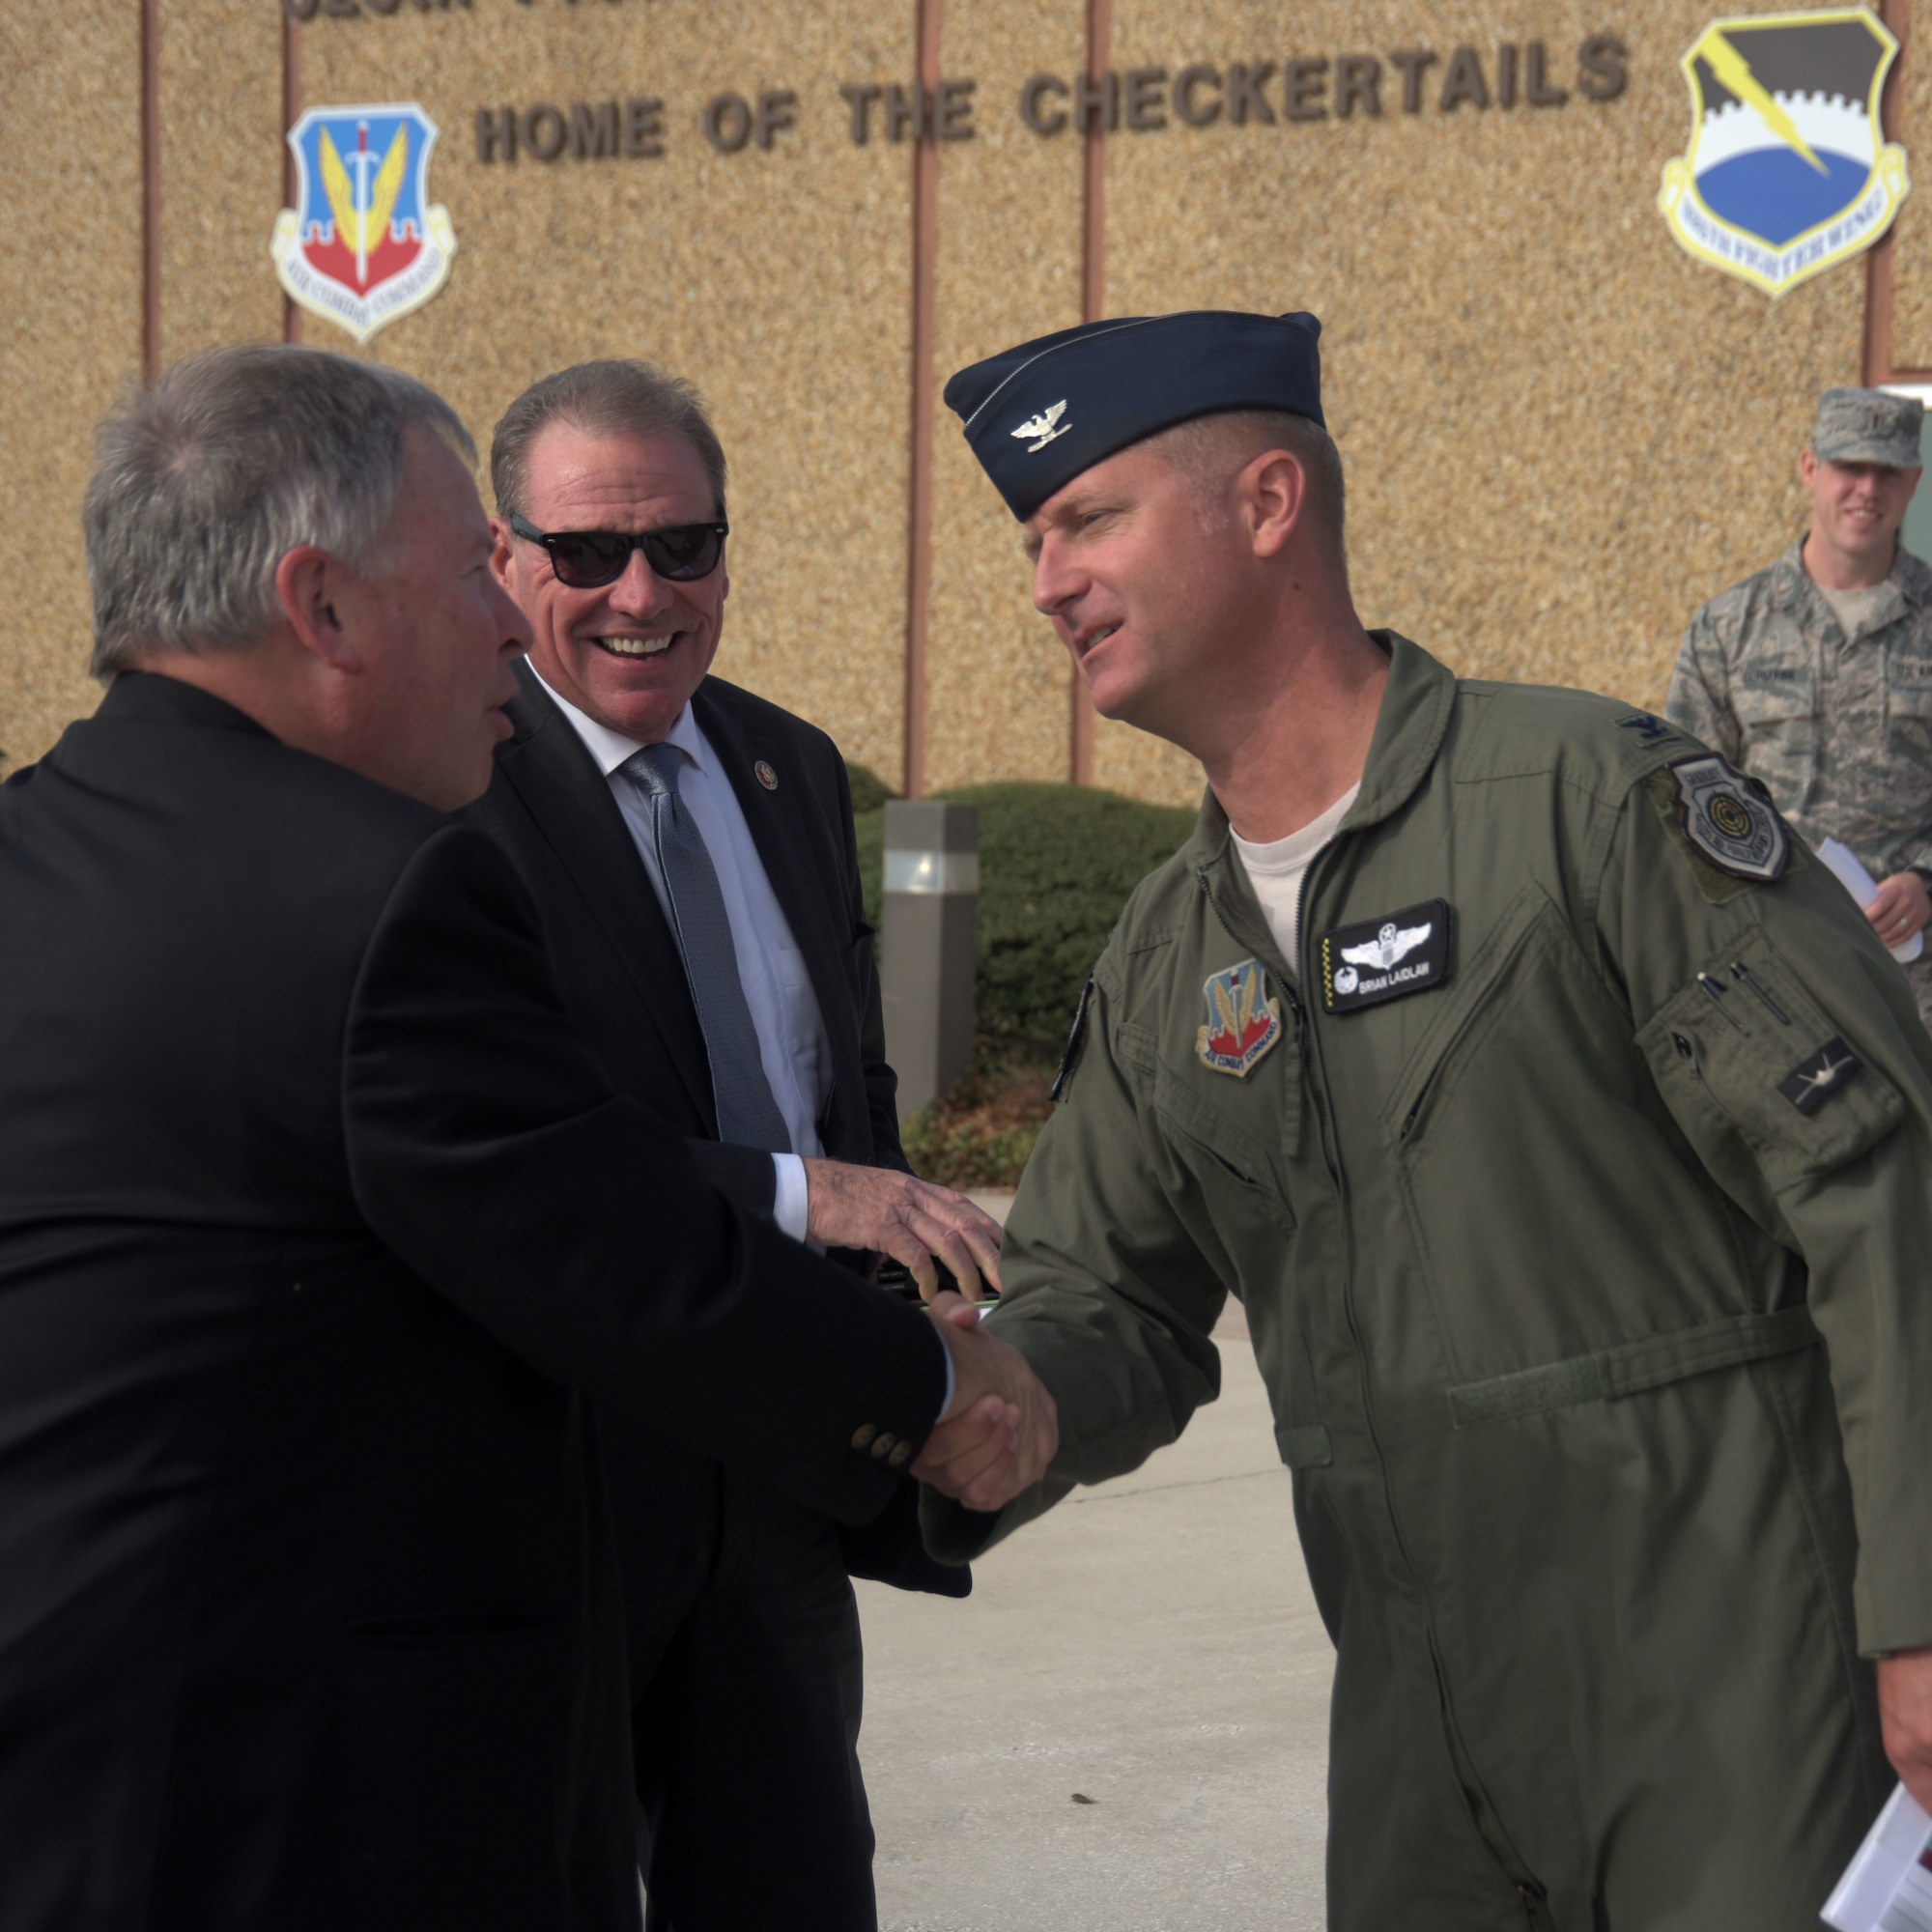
[[508, 513, 729, 588]]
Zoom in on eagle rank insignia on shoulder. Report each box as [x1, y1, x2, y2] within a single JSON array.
[[1319, 899, 1453, 1014], [1196, 959, 1283, 1077], [1669, 753, 1790, 883]]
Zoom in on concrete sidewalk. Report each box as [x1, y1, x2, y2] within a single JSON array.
[[855, 1259, 1333, 1931]]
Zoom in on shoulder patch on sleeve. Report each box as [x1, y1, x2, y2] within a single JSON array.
[[1668, 753, 1789, 882], [1050, 973, 1095, 1103], [1642, 764, 1794, 904]]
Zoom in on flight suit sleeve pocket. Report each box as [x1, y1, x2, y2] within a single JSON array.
[[1636, 939, 1905, 1193]]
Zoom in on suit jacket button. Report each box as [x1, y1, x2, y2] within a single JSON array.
[[870, 1433, 896, 1460], [851, 1424, 877, 1452], [888, 1440, 913, 1469]]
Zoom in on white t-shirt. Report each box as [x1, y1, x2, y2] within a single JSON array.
[[1814, 578, 1895, 640], [1230, 784, 1361, 976]]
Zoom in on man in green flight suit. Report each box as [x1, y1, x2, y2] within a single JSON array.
[[912, 312, 1932, 1930]]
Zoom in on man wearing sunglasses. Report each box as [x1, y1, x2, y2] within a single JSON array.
[[0, 344, 1051, 1932], [472, 359, 1003, 1931]]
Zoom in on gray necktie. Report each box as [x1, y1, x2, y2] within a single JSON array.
[[620, 743, 793, 1153]]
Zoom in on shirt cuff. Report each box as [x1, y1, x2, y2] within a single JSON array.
[[770, 1152, 952, 1422], [771, 1152, 809, 1243]]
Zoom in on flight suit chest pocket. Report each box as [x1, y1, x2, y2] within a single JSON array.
[[1118, 1011, 1299, 1207], [1636, 940, 1904, 1193]]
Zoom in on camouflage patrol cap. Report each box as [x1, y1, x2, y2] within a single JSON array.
[[1812, 385, 1924, 469]]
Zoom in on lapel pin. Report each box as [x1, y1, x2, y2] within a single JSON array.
[[755, 760, 779, 791]]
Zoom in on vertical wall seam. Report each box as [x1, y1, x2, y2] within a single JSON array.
[[901, 0, 943, 798], [140, 0, 162, 380], [1070, 0, 1112, 785], [283, 14, 303, 344], [1865, 0, 1913, 381]]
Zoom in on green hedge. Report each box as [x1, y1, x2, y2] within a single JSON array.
[[849, 769, 1198, 1064]]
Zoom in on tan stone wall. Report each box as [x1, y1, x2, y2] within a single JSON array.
[[0, 0, 144, 773], [160, 0, 285, 360], [923, 0, 1085, 795], [1886, 14, 1932, 368], [0, 0, 1902, 805]]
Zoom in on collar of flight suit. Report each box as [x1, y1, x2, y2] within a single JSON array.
[[1182, 630, 1457, 870]]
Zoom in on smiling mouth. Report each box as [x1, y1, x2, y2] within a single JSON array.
[[1076, 622, 1122, 656], [595, 636, 678, 658]]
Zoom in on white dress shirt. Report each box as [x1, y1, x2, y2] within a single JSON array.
[[534, 670, 829, 1242], [534, 673, 956, 1424]]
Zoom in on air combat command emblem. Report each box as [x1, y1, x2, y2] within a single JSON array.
[[1196, 959, 1283, 1078], [270, 103, 457, 344], [1658, 9, 1908, 297]]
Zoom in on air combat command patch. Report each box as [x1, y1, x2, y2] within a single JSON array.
[[271, 103, 457, 344], [1196, 959, 1283, 1077], [1669, 753, 1790, 882]]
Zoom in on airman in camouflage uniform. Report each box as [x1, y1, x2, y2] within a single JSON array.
[[1668, 386, 1932, 1030]]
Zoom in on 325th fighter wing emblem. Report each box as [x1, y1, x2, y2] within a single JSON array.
[[1012, 401, 1071, 452], [1657, 9, 1909, 298], [1196, 959, 1283, 1078]]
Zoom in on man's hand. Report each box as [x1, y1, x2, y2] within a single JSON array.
[[1867, 870, 1931, 950], [1880, 1650, 1932, 1812], [912, 1293, 1058, 1513], [803, 1158, 1004, 1300]]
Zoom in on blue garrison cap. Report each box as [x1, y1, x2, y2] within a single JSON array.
[[943, 310, 1324, 520]]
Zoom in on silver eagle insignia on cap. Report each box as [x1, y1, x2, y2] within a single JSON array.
[[1012, 401, 1071, 453]]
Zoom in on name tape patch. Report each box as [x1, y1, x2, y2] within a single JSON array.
[[1319, 899, 1453, 1015]]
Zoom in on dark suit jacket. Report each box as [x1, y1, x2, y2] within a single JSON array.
[[0, 672, 946, 1932], [469, 665, 965, 1600]]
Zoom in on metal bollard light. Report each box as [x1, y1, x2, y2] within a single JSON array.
[[881, 800, 980, 1122]]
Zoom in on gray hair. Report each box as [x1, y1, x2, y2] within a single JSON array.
[[85, 344, 474, 679], [490, 359, 727, 524], [1153, 409, 1347, 554]]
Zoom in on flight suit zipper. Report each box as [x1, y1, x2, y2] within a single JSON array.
[[1200, 848, 1553, 1919]]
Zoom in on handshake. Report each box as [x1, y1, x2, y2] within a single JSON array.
[[914, 1293, 1059, 1513], [801, 1157, 1057, 1513]]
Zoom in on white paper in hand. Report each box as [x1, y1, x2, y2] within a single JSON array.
[[1823, 1782, 1932, 1930], [1817, 838, 1925, 963]]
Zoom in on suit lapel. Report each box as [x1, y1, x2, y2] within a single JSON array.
[[695, 682, 862, 1138], [497, 665, 718, 1131]]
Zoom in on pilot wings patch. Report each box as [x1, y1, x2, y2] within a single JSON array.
[[1319, 899, 1454, 1014]]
